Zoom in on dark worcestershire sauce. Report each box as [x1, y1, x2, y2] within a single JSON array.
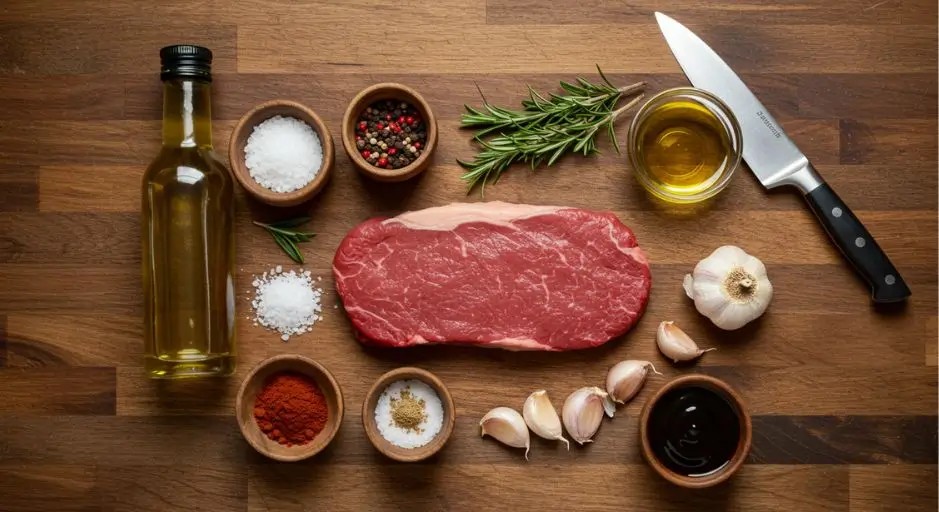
[[648, 385, 740, 477]]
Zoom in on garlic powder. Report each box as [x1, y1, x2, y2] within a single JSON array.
[[374, 379, 444, 449]]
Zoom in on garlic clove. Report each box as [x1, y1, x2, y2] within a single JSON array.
[[480, 406, 531, 460], [656, 321, 715, 363], [605, 360, 662, 404], [562, 387, 615, 445], [685, 245, 773, 330], [523, 390, 570, 450]]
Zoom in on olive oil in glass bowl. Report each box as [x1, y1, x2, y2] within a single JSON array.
[[628, 88, 742, 204]]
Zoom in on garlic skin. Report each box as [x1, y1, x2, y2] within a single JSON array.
[[523, 390, 570, 449], [480, 407, 531, 460], [656, 321, 715, 363], [562, 387, 615, 445], [683, 245, 773, 330], [605, 360, 662, 404]]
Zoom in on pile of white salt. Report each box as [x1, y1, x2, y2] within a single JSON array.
[[244, 115, 323, 193], [250, 266, 324, 341]]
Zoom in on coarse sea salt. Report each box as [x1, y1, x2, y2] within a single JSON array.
[[244, 115, 323, 193], [374, 379, 444, 449], [250, 267, 324, 341]]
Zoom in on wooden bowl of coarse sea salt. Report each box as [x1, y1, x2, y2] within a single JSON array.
[[362, 367, 455, 462], [229, 100, 334, 207]]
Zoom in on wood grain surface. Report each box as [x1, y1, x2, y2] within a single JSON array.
[[0, 1, 936, 510]]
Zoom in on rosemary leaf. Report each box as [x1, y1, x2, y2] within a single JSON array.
[[272, 231, 304, 264], [254, 217, 315, 263], [597, 65, 615, 87], [607, 120, 620, 155], [291, 232, 315, 243], [264, 225, 309, 239]]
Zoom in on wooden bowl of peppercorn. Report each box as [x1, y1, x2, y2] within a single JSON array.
[[236, 354, 344, 462], [342, 83, 438, 182]]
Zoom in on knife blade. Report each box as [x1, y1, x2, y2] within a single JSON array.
[[655, 12, 910, 303]]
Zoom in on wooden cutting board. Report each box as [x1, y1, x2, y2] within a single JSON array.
[[0, 1, 936, 510]]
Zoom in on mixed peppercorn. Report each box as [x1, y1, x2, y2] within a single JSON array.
[[355, 100, 427, 169]]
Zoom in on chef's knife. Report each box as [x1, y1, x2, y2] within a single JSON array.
[[655, 12, 910, 303]]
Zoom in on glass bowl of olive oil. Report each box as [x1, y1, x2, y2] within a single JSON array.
[[627, 87, 742, 204]]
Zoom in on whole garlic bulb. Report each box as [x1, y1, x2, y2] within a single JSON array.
[[683, 245, 773, 330]]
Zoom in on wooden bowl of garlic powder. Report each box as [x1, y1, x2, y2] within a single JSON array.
[[362, 367, 455, 462]]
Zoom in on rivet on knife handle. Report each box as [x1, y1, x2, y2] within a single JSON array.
[[804, 179, 911, 303]]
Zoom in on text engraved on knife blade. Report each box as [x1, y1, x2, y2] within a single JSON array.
[[756, 111, 782, 139]]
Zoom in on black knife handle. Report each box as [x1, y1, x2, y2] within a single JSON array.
[[804, 183, 910, 303]]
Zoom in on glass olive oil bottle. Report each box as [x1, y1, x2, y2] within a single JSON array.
[[142, 45, 235, 378]]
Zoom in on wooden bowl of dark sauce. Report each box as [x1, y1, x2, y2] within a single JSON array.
[[639, 374, 751, 489]]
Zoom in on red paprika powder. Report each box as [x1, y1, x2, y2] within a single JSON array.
[[253, 372, 329, 446]]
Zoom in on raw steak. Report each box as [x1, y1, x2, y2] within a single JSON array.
[[333, 202, 651, 351]]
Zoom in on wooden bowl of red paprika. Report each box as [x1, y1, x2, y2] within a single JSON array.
[[236, 354, 344, 462]]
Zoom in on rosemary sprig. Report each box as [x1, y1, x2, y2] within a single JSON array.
[[457, 66, 645, 196], [253, 217, 316, 264]]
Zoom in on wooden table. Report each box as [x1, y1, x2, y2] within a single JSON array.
[[1, 1, 936, 510]]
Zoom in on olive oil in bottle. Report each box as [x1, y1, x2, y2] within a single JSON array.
[[142, 45, 235, 378], [633, 98, 734, 199]]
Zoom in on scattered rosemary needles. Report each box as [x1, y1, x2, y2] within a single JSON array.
[[457, 67, 645, 196], [253, 217, 316, 264]]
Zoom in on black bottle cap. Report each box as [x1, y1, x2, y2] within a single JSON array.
[[160, 45, 212, 81]]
